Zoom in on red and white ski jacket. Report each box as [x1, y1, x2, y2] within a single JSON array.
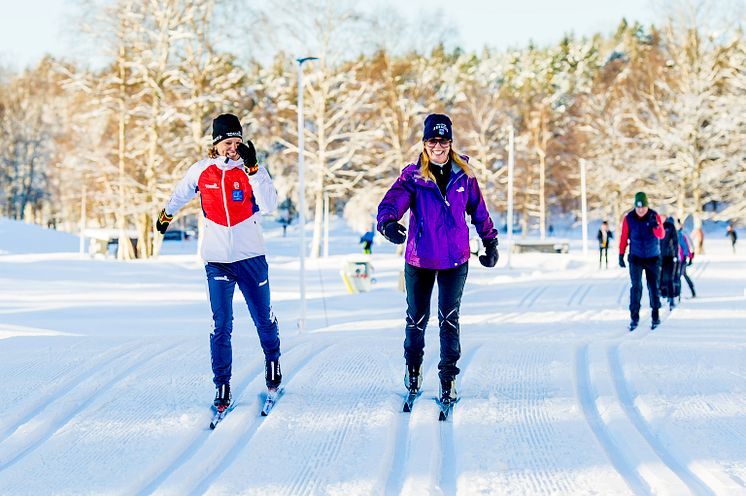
[[165, 156, 278, 263]]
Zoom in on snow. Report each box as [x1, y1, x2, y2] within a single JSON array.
[[1, 218, 745, 495]]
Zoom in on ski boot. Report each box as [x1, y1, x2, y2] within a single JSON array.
[[629, 313, 639, 331], [668, 297, 676, 310], [265, 359, 282, 392], [651, 309, 661, 329], [213, 383, 232, 412], [404, 363, 422, 394], [439, 378, 458, 405]]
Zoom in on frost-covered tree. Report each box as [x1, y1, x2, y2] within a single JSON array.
[[627, 3, 745, 228], [0, 59, 61, 222]]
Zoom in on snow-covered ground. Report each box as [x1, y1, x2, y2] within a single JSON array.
[[1, 217, 745, 495]]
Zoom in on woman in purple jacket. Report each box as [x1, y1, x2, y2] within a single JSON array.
[[377, 113, 499, 407]]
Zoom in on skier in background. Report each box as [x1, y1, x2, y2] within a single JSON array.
[[377, 113, 498, 408], [677, 219, 696, 298], [155, 113, 282, 413], [726, 223, 738, 254], [659, 216, 680, 310], [359, 230, 374, 254], [597, 220, 613, 269], [618, 191, 665, 330]]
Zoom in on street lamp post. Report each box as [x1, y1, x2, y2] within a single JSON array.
[[506, 123, 515, 269], [580, 158, 589, 256], [296, 56, 317, 331]]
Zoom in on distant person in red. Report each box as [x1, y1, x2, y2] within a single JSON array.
[[618, 192, 665, 330]]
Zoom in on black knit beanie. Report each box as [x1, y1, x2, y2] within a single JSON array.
[[212, 114, 242, 145]]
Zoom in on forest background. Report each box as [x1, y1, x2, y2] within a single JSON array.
[[0, 0, 744, 259]]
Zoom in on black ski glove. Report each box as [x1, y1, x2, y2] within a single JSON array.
[[479, 237, 499, 267], [618, 254, 626, 268], [237, 141, 258, 175], [156, 208, 173, 235], [381, 221, 406, 244]]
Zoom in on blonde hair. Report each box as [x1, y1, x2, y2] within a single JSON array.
[[418, 145, 473, 181], [208, 146, 219, 159]]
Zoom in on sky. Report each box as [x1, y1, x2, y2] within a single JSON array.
[[0, 0, 660, 71]]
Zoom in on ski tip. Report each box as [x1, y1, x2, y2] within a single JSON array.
[[439, 411, 447, 421], [209, 422, 217, 430], [403, 402, 411, 413], [260, 411, 269, 417]]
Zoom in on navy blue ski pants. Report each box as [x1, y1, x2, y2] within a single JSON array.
[[403, 262, 468, 382], [205, 256, 280, 387]]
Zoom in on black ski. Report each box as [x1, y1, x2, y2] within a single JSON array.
[[402, 391, 421, 412], [261, 387, 284, 416], [437, 398, 458, 421]]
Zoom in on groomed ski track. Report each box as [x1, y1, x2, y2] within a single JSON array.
[[2, 246, 746, 495]]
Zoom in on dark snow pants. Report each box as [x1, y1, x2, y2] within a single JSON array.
[[628, 255, 661, 321], [205, 256, 280, 387], [403, 262, 468, 382]]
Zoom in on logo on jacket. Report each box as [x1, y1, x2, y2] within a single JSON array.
[[205, 183, 219, 189], [457, 186, 465, 192]]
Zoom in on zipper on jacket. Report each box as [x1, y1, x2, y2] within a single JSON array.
[[220, 165, 234, 252]]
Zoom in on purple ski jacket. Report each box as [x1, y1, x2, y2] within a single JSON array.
[[377, 157, 497, 269]]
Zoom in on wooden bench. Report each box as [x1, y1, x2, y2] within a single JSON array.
[[512, 240, 570, 254]]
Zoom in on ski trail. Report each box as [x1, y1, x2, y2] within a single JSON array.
[[518, 286, 539, 307], [383, 354, 438, 496], [194, 344, 327, 496], [153, 341, 328, 496], [0, 339, 141, 444], [0, 340, 179, 473], [574, 344, 650, 495], [616, 281, 628, 306], [566, 283, 587, 306], [524, 286, 547, 307], [575, 283, 594, 306], [133, 341, 303, 494], [281, 345, 389, 496], [131, 351, 265, 496], [608, 345, 715, 495], [436, 344, 481, 495]]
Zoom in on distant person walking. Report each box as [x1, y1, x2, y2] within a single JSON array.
[[156, 113, 283, 415], [618, 192, 665, 330], [677, 219, 696, 298], [726, 224, 738, 254], [659, 216, 680, 310], [360, 231, 374, 254], [377, 113, 498, 411], [597, 221, 613, 269]]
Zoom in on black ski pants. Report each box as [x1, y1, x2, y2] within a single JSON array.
[[599, 246, 609, 268], [403, 262, 468, 383], [628, 255, 661, 321]]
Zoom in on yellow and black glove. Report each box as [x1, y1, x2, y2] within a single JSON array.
[[237, 141, 258, 176], [156, 209, 173, 235]]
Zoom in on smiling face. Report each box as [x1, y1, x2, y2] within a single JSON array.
[[424, 138, 451, 164], [216, 138, 242, 161]]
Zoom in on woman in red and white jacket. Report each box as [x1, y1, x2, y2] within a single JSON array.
[[156, 113, 281, 412]]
